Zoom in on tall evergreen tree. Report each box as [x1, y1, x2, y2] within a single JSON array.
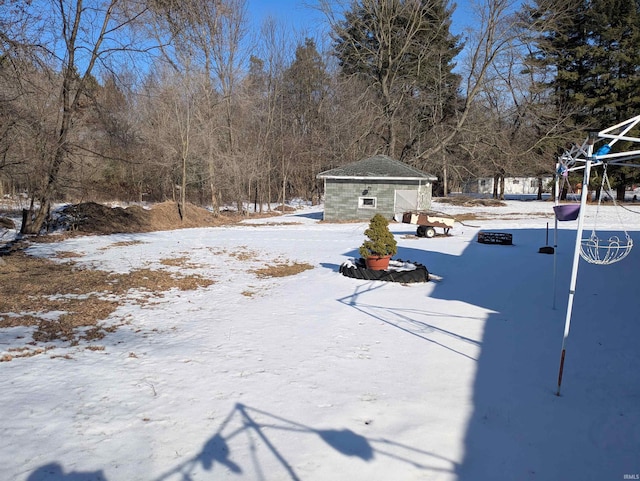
[[587, 0, 640, 125], [280, 38, 332, 201], [527, 0, 640, 127], [282, 38, 330, 137], [332, 0, 462, 158], [526, 0, 640, 197]]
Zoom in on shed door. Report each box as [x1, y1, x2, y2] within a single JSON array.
[[394, 190, 418, 216]]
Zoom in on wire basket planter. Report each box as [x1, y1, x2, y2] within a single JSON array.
[[578, 163, 633, 265], [580, 232, 633, 265]]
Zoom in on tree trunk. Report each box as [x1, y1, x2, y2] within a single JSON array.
[[20, 0, 120, 234], [179, 152, 187, 221], [537, 177, 543, 200], [281, 174, 286, 211], [442, 157, 448, 197], [21, 146, 65, 235], [254, 182, 258, 213], [210, 182, 219, 217]]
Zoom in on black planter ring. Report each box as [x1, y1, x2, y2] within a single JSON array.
[[339, 258, 429, 283]]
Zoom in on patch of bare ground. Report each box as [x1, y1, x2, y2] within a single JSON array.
[[229, 247, 258, 261], [251, 261, 315, 278], [0, 201, 314, 359], [498, 213, 550, 219], [99, 240, 145, 250], [274, 204, 296, 212], [0, 251, 214, 358], [319, 219, 365, 224], [449, 212, 549, 223], [451, 213, 491, 221], [159, 256, 203, 268], [436, 196, 507, 207], [54, 250, 83, 258], [432, 199, 550, 221], [242, 221, 303, 226]]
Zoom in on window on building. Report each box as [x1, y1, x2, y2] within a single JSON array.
[[513, 179, 520, 184], [359, 197, 377, 209]]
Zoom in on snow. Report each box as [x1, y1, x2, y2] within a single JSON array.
[[2, 199, 640, 480]]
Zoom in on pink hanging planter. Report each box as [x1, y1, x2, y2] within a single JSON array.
[[554, 204, 581, 221]]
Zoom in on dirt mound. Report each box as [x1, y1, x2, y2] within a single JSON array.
[[146, 201, 234, 231], [57, 202, 149, 234], [57, 201, 236, 235]]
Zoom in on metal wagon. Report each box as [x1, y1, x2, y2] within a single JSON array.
[[401, 211, 455, 238]]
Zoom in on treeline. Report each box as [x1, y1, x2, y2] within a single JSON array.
[[1, 0, 640, 233]]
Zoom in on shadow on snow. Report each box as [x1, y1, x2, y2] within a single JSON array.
[[342, 226, 640, 479], [26, 402, 457, 481], [24, 226, 640, 480]]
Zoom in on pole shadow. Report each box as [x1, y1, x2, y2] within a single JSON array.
[[154, 403, 457, 480]]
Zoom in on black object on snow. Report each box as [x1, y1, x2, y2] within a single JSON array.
[[477, 231, 513, 245], [339, 258, 429, 283]]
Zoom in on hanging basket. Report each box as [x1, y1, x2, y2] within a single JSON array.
[[580, 233, 634, 265], [553, 204, 581, 221]]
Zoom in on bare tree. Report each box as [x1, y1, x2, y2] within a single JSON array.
[[150, 0, 248, 213], [242, 18, 291, 210], [445, 0, 581, 196], [405, 0, 578, 194], [7, 0, 153, 234]]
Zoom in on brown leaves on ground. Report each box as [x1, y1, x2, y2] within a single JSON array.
[[436, 196, 507, 207], [0, 251, 215, 350], [0, 201, 314, 358], [251, 262, 315, 278], [452, 213, 491, 222]]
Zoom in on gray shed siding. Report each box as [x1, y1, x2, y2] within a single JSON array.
[[323, 179, 432, 221]]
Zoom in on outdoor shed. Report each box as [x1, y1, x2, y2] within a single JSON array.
[[316, 155, 437, 221]]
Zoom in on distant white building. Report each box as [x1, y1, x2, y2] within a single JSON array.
[[463, 176, 553, 196]]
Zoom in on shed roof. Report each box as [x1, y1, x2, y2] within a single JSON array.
[[317, 155, 437, 181]]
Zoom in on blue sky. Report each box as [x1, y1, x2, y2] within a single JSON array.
[[245, 0, 484, 37], [246, 0, 327, 36]]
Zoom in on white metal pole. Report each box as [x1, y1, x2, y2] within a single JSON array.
[[556, 139, 595, 396], [552, 164, 560, 309]]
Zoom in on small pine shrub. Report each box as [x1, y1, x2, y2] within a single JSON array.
[[359, 213, 397, 258]]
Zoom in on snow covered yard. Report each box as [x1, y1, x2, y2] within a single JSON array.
[[1, 200, 639, 480]]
